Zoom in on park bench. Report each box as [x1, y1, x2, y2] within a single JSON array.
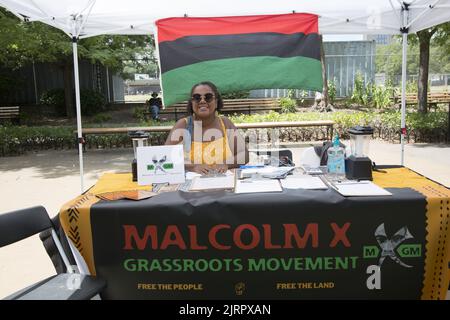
[[145, 98, 280, 121], [393, 92, 450, 110], [0, 106, 20, 125], [76, 120, 335, 150]]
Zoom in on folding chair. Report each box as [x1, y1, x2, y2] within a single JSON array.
[[0, 206, 106, 300]]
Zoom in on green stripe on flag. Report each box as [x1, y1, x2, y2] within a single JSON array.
[[161, 56, 322, 106]]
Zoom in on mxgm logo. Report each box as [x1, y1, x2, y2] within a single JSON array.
[[364, 223, 422, 290], [147, 155, 174, 173], [363, 223, 422, 268]]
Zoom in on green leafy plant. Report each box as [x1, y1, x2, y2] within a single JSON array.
[[40, 88, 106, 116], [133, 106, 147, 123], [328, 79, 337, 104], [91, 113, 112, 124], [40, 88, 66, 116], [406, 80, 417, 94], [278, 97, 297, 113], [351, 73, 370, 106], [0, 73, 24, 100], [221, 90, 250, 99], [371, 84, 394, 109], [80, 89, 106, 116], [287, 89, 296, 99], [296, 90, 308, 106]]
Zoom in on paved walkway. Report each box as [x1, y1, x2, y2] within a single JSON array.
[[0, 141, 449, 298]]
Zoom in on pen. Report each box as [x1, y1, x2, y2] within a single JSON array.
[[239, 165, 265, 169], [336, 181, 370, 185]]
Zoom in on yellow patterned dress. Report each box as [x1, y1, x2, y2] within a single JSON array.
[[184, 116, 233, 165]]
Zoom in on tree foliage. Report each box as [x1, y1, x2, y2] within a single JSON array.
[[0, 7, 156, 116], [375, 38, 419, 83], [0, 8, 155, 72], [375, 22, 450, 84]]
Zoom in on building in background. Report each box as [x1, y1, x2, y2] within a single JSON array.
[[124, 79, 161, 96], [250, 40, 376, 98], [365, 34, 393, 45]]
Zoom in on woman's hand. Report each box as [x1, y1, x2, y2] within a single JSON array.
[[191, 164, 212, 175], [210, 164, 228, 174]]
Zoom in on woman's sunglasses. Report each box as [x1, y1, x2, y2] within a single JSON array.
[[191, 93, 215, 103]]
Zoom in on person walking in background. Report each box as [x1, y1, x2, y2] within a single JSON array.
[[146, 92, 163, 120]]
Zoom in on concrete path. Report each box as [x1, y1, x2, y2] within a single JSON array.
[[0, 141, 449, 298]]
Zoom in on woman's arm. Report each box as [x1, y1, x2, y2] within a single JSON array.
[[165, 118, 212, 174], [165, 119, 187, 145], [222, 116, 249, 168]]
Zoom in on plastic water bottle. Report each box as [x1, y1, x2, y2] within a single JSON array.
[[327, 135, 346, 181]]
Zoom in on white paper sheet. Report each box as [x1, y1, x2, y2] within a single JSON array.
[[185, 171, 202, 180], [137, 145, 185, 185], [186, 170, 233, 180], [240, 166, 291, 175], [239, 166, 295, 179], [332, 181, 392, 196], [280, 175, 328, 190], [190, 174, 235, 191], [235, 179, 282, 194]]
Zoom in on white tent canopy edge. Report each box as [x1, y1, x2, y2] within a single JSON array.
[[1, 0, 449, 193], [2, 0, 450, 37]]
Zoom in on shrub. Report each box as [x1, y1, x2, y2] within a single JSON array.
[[221, 90, 250, 99], [279, 97, 297, 113], [40, 88, 106, 116], [351, 73, 370, 105], [133, 106, 147, 123], [91, 113, 112, 124], [371, 84, 394, 109], [406, 80, 417, 94], [0, 73, 24, 100], [328, 79, 337, 104], [230, 110, 448, 142], [40, 88, 66, 116], [287, 89, 296, 99], [80, 89, 106, 116], [1, 110, 447, 156]]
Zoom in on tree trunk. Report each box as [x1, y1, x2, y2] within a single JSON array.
[[62, 63, 75, 118], [310, 35, 334, 112], [417, 28, 436, 114], [320, 35, 328, 107]]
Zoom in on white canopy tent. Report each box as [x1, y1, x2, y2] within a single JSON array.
[[1, 0, 449, 192]]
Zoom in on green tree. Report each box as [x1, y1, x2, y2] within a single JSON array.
[[375, 38, 419, 84], [409, 22, 450, 113], [0, 8, 155, 117]]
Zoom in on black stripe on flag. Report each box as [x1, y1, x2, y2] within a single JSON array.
[[159, 32, 320, 73]]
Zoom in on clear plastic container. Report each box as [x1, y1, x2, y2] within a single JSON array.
[[327, 136, 346, 181]]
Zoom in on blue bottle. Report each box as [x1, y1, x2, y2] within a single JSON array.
[[327, 135, 346, 181]]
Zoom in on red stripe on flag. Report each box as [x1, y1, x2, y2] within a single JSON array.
[[156, 13, 318, 43]]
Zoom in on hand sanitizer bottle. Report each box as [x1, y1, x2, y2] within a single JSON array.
[[327, 135, 346, 182]]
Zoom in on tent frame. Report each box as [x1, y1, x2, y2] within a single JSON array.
[[1, 0, 449, 192]]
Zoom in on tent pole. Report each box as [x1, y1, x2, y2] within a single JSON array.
[[400, 32, 407, 166], [72, 37, 85, 193], [400, 6, 408, 166]]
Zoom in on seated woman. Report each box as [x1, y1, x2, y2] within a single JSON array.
[[165, 81, 249, 174]]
